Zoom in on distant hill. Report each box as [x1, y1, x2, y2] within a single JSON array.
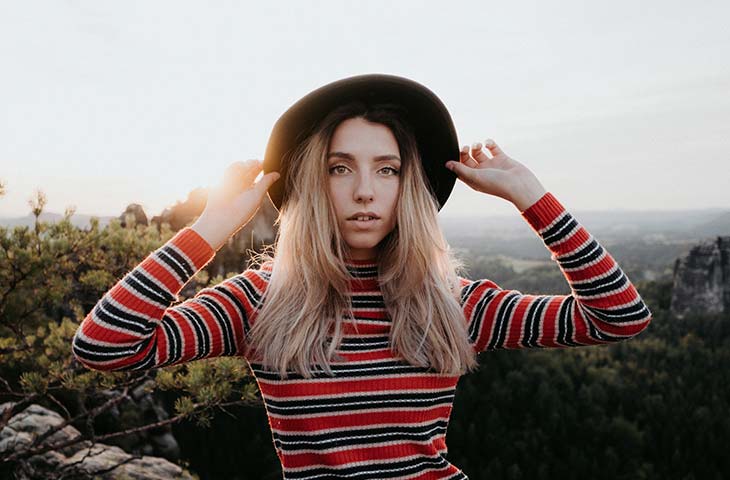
[[3, 206, 728, 241], [0, 212, 117, 230], [693, 211, 730, 237], [439, 207, 730, 243]]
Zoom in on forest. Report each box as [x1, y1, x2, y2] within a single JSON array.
[[0, 193, 728, 479]]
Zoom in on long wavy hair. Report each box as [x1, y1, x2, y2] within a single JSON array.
[[245, 101, 479, 378]]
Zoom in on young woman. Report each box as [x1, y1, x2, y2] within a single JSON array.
[[72, 74, 652, 479]]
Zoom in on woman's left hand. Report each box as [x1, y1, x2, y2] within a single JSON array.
[[445, 139, 548, 211]]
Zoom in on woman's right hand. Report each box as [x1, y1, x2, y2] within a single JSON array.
[[192, 160, 280, 251]]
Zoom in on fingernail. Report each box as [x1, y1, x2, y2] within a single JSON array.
[[472, 142, 481, 150]]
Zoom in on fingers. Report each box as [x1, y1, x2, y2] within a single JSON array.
[[253, 171, 280, 195], [484, 138, 505, 157], [460, 139, 502, 167], [470, 142, 492, 164], [459, 145, 478, 168], [221, 160, 280, 202]]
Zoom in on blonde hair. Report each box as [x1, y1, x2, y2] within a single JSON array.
[[246, 101, 479, 378]]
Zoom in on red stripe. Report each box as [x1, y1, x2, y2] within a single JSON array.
[[270, 406, 453, 432], [281, 440, 446, 469]]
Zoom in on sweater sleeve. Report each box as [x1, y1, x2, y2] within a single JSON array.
[[71, 227, 271, 371], [458, 192, 652, 352]]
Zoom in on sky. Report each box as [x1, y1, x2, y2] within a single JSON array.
[[1, 0, 729, 219]]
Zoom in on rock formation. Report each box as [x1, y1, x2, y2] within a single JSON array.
[[0, 401, 195, 480], [670, 236, 730, 318], [119, 204, 149, 228]]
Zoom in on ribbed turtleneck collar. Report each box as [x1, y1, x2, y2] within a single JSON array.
[[344, 258, 377, 267], [345, 258, 378, 284]]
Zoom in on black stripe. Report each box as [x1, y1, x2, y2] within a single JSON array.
[[560, 242, 604, 269], [579, 272, 628, 297], [214, 283, 251, 335], [557, 297, 580, 347], [199, 296, 237, 356], [232, 275, 264, 309], [161, 244, 195, 277], [127, 336, 159, 371], [264, 391, 455, 416], [351, 295, 386, 309], [571, 267, 624, 295], [460, 281, 480, 304], [522, 296, 548, 348], [340, 335, 390, 344], [264, 389, 455, 407], [582, 301, 651, 324], [250, 359, 436, 381], [346, 265, 378, 279], [273, 420, 449, 452], [128, 270, 175, 303], [177, 306, 211, 360], [72, 336, 138, 361], [284, 454, 450, 480], [467, 283, 499, 344], [558, 238, 599, 264], [161, 315, 182, 366], [486, 291, 521, 350], [337, 337, 390, 351], [540, 213, 573, 242], [95, 299, 153, 335], [157, 246, 193, 280]]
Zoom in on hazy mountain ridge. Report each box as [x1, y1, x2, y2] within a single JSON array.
[[3, 207, 728, 240], [2, 204, 727, 287]]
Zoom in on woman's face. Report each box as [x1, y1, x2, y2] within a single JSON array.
[[327, 116, 401, 260]]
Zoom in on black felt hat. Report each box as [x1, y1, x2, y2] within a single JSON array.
[[262, 73, 459, 211]]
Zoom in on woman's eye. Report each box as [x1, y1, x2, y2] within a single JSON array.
[[328, 165, 399, 175], [329, 165, 349, 175]]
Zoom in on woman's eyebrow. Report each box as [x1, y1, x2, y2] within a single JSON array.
[[327, 151, 401, 162]]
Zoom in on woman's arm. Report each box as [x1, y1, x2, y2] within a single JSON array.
[[71, 159, 279, 371], [446, 140, 651, 352], [458, 191, 652, 352], [71, 227, 272, 371]]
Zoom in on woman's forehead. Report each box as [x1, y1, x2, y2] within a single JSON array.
[[328, 117, 400, 158]]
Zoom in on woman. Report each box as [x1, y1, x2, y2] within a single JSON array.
[[72, 74, 652, 479]]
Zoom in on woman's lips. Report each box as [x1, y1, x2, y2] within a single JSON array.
[[348, 218, 380, 229]]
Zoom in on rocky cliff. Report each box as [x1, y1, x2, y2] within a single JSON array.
[[670, 236, 730, 318]]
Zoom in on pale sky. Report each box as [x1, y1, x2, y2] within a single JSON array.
[[2, 0, 729, 219]]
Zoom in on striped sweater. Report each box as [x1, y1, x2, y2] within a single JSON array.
[[71, 191, 652, 479]]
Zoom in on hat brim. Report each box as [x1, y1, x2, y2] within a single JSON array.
[[262, 73, 459, 211]]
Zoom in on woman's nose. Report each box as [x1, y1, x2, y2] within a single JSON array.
[[354, 173, 375, 203]]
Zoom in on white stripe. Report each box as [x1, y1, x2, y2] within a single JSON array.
[[275, 417, 450, 436]]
